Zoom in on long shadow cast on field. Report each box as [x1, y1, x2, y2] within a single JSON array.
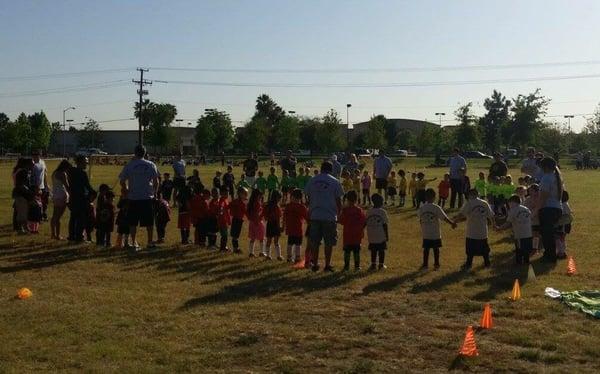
[[361, 270, 422, 295]]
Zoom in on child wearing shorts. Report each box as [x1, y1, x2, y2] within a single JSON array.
[[339, 190, 366, 271], [246, 188, 265, 257], [418, 188, 456, 269], [366, 193, 389, 270], [496, 195, 533, 264], [454, 189, 495, 269], [283, 189, 309, 263], [264, 190, 283, 260], [229, 187, 248, 253]]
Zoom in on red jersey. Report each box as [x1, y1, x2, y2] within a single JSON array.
[[208, 198, 220, 218], [338, 205, 366, 246], [229, 198, 247, 220], [283, 202, 308, 237], [246, 201, 263, 223], [217, 197, 231, 228], [190, 194, 208, 224], [438, 180, 451, 199], [263, 203, 282, 224]]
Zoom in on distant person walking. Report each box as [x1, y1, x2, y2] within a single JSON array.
[[330, 154, 342, 179], [304, 161, 344, 272], [280, 150, 297, 178], [12, 158, 34, 234], [448, 148, 467, 209], [119, 145, 160, 250], [50, 160, 71, 240], [67, 155, 95, 242], [374, 151, 393, 202]]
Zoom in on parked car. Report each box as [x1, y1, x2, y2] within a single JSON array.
[[354, 148, 372, 157], [462, 151, 492, 159], [391, 149, 409, 157], [76, 148, 108, 156]]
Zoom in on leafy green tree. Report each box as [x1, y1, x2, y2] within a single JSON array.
[[237, 117, 269, 153], [480, 90, 511, 152], [4, 113, 31, 153], [274, 115, 300, 151], [195, 118, 215, 154], [27, 111, 52, 151], [453, 102, 480, 150], [510, 89, 549, 149], [394, 129, 415, 150], [537, 123, 569, 155], [144, 103, 177, 152], [315, 109, 345, 153], [299, 117, 319, 152], [584, 105, 600, 152], [252, 94, 285, 149], [196, 109, 233, 153], [0, 113, 10, 153], [77, 118, 103, 148], [364, 114, 387, 150]]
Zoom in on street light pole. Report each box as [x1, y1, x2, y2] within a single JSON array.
[[346, 104, 352, 150], [564, 115, 574, 132], [62, 106, 75, 158], [435, 112, 446, 127]]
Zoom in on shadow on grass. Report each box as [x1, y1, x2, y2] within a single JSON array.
[[179, 269, 364, 309], [361, 270, 422, 295]]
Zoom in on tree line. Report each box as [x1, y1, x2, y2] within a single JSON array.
[[2, 89, 600, 156]]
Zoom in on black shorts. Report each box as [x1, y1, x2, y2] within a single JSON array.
[[304, 223, 311, 238], [117, 224, 130, 235], [387, 187, 397, 196], [516, 237, 533, 253], [399, 191, 406, 197], [343, 244, 361, 252], [369, 242, 387, 251], [174, 176, 186, 190], [266, 220, 281, 238], [282, 186, 290, 194], [531, 225, 540, 233], [466, 238, 490, 256], [230, 218, 243, 238], [423, 239, 442, 249], [127, 199, 154, 227], [416, 190, 427, 202], [287, 236, 302, 246], [375, 178, 388, 190], [362, 188, 370, 195], [206, 217, 218, 233]]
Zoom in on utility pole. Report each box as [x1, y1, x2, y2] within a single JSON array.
[[133, 68, 152, 146], [346, 104, 352, 151], [435, 112, 445, 127], [564, 115, 574, 132]]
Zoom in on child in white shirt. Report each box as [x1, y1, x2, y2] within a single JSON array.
[[453, 189, 495, 270], [496, 195, 533, 265], [418, 188, 456, 270], [366, 193, 389, 270]]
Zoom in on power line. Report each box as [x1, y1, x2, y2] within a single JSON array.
[[153, 73, 600, 88], [0, 80, 130, 98], [149, 60, 600, 74], [0, 68, 133, 81]]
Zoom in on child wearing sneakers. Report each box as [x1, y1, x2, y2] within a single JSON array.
[[282, 189, 309, 263], [339, 190, 366, 271], [418, 188, 456, 269], [496, 195, 533, 265], [366, 193, 389, 270], [263, 190, 283, 260], [454, 189, 495, 269], [360, 170, 372, 206], [437, 173, 451, 209], [387, 171, 398, 205], [217, 186, 231, 252], [246, 188, 265, 257], [229, 187, 248, 253]]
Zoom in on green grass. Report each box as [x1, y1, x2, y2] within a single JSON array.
[[1, 157, 599, 373]]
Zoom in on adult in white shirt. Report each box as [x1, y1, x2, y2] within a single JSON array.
[[119, 145, 160, 250], [454, 189, 495, 269], [537, 157, 563, 263], [418, 188, 456, 269], [448, 148, 467, 209]]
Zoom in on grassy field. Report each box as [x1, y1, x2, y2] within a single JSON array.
[[1, 157, 599, 373]]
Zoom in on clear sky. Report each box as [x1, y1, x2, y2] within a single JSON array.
[[1, 0, 600, 132]]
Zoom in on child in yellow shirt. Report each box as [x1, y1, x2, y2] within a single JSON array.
[[398, 170, 407, 207], [408, 172, 417, 208]]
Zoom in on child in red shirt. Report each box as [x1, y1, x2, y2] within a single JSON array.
[[338, 190, 367, 271], [217, 186, 232, 252], [246, 189, 265, 257], [263, 190, 283, 260], [438, 173, 451, 209], [229, 186, 248, 253], [207, 188, 220, 249], [177, 184, 192, 244], [154, 191, 171, 244], [190, 187, 208, 246], [283, 189, 309, 263]]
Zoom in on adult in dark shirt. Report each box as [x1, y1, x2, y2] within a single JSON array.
[[280, 150, 297, 178], [12, 158, 34, 233], [243, 153, 259, 186], [489, 153, 508, 178], [67, 155, 96, 242]]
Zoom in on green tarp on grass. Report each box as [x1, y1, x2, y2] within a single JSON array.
[[545, 288, 600, 318]]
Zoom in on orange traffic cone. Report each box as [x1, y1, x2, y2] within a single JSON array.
[[293, 258, 305, 269], [510, 279, 521, 301], [458, 325, 479, 357], [479, 303, 493, 329], [17, 288, 32, 300], [567, 256, 577, 275]]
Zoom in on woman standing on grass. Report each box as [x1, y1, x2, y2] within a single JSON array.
[[12, 158, 34, 234], [50, 160, 71, 240], [537, 157, 563, 263]]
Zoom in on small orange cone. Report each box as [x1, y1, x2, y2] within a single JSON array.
[[479, 303, 493, 329], [293, 258, 305, 269], [510, 279, 521, 301], [17, 288, 32, 299], [567, 256, 577, 275], [458, 325, 479, 357]]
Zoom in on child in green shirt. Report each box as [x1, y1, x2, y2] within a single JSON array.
[[281, 169, 294, 205], [267, 167, 280, 199], [474, 172, 487, 199], [253, 170, 268, 194], [237, 174, 251, 190]]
